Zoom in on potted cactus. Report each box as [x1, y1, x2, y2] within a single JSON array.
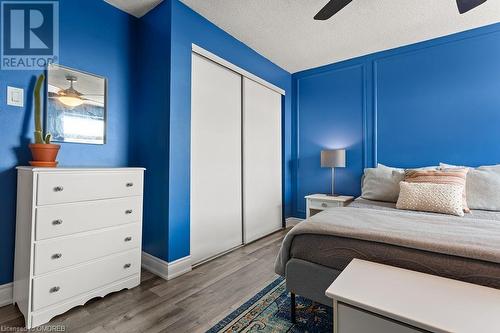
[[29, 74, 60, 167]]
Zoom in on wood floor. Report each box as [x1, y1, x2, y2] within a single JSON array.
[[0, 228, 290, 333]]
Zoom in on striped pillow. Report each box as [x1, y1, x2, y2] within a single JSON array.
[[404, 169, 470, 213]]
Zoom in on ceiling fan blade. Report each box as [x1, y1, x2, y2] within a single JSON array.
[[314, 0, 353, 20], [456, 0, 487, 14]]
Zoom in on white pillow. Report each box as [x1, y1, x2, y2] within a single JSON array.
[[440, 163, 500, 211], [440, 163, 466, 169], [361, 164, 405, 203], [379, 163, 438, 170], [396, 181, 465, 217]]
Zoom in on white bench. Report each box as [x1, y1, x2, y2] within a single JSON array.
[[326, 259, 500, 333]]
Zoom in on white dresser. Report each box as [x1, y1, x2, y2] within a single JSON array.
[[13, 167, 145, 329]]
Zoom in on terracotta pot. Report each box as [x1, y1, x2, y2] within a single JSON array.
[[29, 143, 60, 167]]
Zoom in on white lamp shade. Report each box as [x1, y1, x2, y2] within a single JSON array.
[[321, 149, 346, 168]]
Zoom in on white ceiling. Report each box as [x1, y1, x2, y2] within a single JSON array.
[[179, 0, 500, 73], [103, 0, 500, 73], [48, 66, 105, 104], [104, 0, 163, 18]]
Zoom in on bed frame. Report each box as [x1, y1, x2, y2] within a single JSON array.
[[286, 258, 342, 322]]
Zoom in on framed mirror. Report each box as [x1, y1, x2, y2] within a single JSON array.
[[46, 64, 107, 144]]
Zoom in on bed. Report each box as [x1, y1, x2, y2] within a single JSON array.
[[275, 198, 500, 316]]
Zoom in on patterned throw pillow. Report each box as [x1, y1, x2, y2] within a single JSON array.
[[404, 169, 469, 213], [396, 182, 465, 216]]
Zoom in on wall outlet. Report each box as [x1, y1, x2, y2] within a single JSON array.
[[7, 86, 24, 107]]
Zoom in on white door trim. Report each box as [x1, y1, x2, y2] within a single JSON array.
[[192, 44, 286, 96]]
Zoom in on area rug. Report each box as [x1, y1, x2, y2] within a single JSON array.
[[206, 277, 333, 332]]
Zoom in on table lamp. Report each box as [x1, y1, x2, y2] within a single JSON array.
[[321, 149, 346, 196]]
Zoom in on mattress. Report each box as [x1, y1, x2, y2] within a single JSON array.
[[282, 198, 500, 289], [351, 197, 500, 220], [290, 234, 500, 288]]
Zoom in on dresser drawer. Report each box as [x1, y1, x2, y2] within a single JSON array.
[[32, 249, 140, 311], [309, 199, 343, 210], [34, 223, 141, 275], [35, 197, 142, 240], [36, 172, 143, 205]]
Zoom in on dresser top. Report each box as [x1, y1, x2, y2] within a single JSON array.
[[326, 259, 500, 333], [17, 166, 146, 172]]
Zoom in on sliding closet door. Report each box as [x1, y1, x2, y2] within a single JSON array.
[[243, 78, 282, 243], [191, 54, 243, 264]]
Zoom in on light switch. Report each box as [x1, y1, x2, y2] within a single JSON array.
[[7, 86, 24, 107]]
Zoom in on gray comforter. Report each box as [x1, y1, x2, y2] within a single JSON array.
[[275, 201, 500, 276]]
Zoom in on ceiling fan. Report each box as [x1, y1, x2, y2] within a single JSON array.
[[54, 76, 85, 108], [49, 75, 104, 109], [314, 0, 488, 20]]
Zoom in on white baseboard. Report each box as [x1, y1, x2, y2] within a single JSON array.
[[141, 252, 192, 281], [0, 283, 13, 307], [286, 217, 303, 227], [167, 256, 193, 279]]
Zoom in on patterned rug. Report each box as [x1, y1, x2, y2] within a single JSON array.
[[206, 277, 333, 333]]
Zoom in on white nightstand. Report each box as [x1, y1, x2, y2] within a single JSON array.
[[305, 194, 354, 218]]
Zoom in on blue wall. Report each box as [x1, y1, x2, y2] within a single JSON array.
[[295, 66, 365, 207], [135, 0, 292, 263], [292, 22, 500, 218], [131, 0, 171, 262], [0, 0, 136, 285]]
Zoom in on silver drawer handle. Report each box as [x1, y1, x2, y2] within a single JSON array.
[[53, 186, 64, 192], [321, 203, 328, 208], [125, 209, 133, 215], [49, 286, 60, 293], [124, 236, 132, 242], [51, 253, 62, 260], [123, 263, 131, 269], [52, 219, 63, 225], [126, 182, 134, 187]]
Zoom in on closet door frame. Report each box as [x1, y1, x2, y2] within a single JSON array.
[[190, 44, 285, 264], [192, 44, 285, 95]]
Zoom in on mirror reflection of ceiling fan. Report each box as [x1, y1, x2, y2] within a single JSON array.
[[48, 75, 104, 108], [314, 0, 488, 20]]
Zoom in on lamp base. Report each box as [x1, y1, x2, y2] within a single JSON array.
[[326, 193, 340, 197]]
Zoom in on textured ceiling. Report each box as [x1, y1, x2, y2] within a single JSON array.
[[103, 0, 500, 72], [48, 66, 105, 104], [104, 0, 163, 17], [179, 0, 500, 73]]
